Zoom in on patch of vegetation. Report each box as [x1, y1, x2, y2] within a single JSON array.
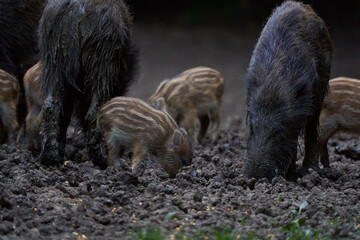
[[282, 218, 320, 240], [238, 216, 249, 225], [186, 228, 260, 240], [130, 227, 165, 240], [328, 216, 344, 228], [130, 227, 261, 240], [266, 216, 278, 227]]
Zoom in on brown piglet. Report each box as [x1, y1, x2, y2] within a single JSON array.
[[97, 96, 193, 178], [0, 69, 19, 145], [148, 66, 224, 143], [23, 62, 44, 152], [319, 77, 360, 167]]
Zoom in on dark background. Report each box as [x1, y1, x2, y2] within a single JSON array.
[[125, 0, 360, 128], [127, 0, 360, 28]]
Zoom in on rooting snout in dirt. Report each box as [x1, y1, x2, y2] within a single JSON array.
[[0, 70, 19, 145], [20, 62, 44, 153], [148, 66, 224, 143], [245, 0, 333, 181], [319, 77, 360, 167], [97, 96, 193, 178]]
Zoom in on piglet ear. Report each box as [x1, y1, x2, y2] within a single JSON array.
[[179, 128, 187, 136], [156, 97, 166, 111], [172, 130, 183, 147]]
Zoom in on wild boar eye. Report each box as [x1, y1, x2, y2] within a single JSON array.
[[273, 127, 282, 136], [180, 157, 186, 165]]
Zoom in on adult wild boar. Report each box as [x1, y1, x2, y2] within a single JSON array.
[[245, 1, 332, 181], [39, 0, 138, 168]]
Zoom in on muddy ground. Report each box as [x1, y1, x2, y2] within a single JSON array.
[[1, 23, 360, 239]]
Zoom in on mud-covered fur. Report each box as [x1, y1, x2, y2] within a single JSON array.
[[39, 0, 138, 168], [0, 0, 45, 127], [245, 1, 333, 181], [148, 67, 224, 143], [22, 62, 44, 153], [319, 77, 360, 167], [0, 70, 20, 145], [97, 97, 193, 178]]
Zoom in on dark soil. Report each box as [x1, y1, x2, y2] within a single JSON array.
[[1, 23, 360, 239], [1, 118, 360, 239]]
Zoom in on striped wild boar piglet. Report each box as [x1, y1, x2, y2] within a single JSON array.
[[245, 1, 333, 181], [23, 62, 43, 153], [0, 70, 19, 145], [319, 77, 360, 168], [148, 66, 224, 143], [97, 97, 193, 178], [39, 0, 138, 168]]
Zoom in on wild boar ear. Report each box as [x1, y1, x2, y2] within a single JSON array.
[[172, 130, 183, 147], [156, 97, 166, 111]]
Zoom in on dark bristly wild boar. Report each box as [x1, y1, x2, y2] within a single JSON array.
[[0, 0, 45, 126], [319, 77, 360, 168], [39, 0, 139, 168], [23, 62, 44, 153], [148, 67, 224, 143], [245, 1, 333, 181], [0, 70, 20, 145], [97, 97, 193, 178]]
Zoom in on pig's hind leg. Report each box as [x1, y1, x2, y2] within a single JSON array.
[[131, 142, 145, 173], [106, 130, 126, 167], [0, 101, 18, 146], [197, 114, 210, 142], [40, 72, 75, 166], [302, 114, 321, 170]]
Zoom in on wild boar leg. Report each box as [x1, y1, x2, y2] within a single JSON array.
[[104, 131, 126, 166], [84, 96, 108, 170], [185, 108, 198, 142], [131, 142, 145, 171], [303, 114, 320, 170], [210, 108, 221, 142], [104, 131, 116, 166], [286, 151, 297, 181], [318, 122, 337, 168], [40, 85, 72, 165], [2, 101, 18, 144], [198, 114, 210, 142], [319, 142, 330, 168], [0, 101, 18, 145]]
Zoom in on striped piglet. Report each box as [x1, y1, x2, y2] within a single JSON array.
[[0, 69, 19, 145], [23, 62, 44, 152], [319, 77, 360, 167], [148, 66, 224, 143], [97, 97, 193, 177]]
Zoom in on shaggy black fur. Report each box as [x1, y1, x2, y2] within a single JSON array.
[[39, 0, 139, 169], [0, 0, 45, 125], [245, 1, 333, 181]]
